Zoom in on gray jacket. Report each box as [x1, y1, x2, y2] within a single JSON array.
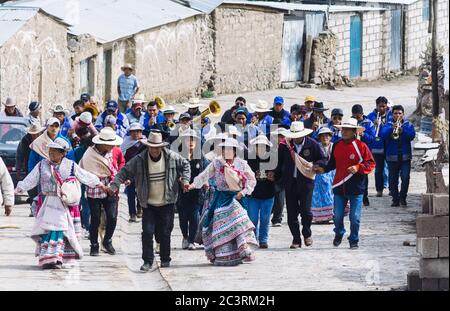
[[111, 148, 190, 208]]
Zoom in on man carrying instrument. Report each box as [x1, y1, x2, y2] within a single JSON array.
[[157, 105, 178, 141], [141, 101, 165, 137], [367, 96, 393, 197], [379, 105, 415, 207], [304, 101, 330, 131], [183, 98, 203, 119]]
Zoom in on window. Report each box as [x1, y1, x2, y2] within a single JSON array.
[[423, 0, 430, 21], [80, 56, 95, 95]]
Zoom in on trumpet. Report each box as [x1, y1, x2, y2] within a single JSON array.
[[251, 115, 259, 125], [167, 120, 176, 130], [154, 96, 165, 110], [84, 102, 99, 121], [375, 112, 381, 138], [192, 100, 221, 124], [392, 117, 402, 140], [316, 116, 323, 128]]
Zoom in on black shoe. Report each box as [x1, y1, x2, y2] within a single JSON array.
[[140, 262, 153, 272], [349, 241, 359, 249], [102, 241, 116, 255], [391, 201, 400, 207], [160, 261, 170, 268], [42, 263, 56, 269], [400, 199, 407, 207], [333, 235, 343, 247], [259, 243, 268, 249], [363, 197, 370, 206], [90, 244, 100, 256]]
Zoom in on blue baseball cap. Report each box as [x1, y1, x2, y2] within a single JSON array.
[[106, 100, 118, 112], [274, 96, 284, 105]]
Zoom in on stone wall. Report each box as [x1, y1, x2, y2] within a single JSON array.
[[212, 6, 284, 94], [309, 31, 342, 86], [0, 11, 71, 116], [405, 0, 449, 70], [328, 12, 352, 78]]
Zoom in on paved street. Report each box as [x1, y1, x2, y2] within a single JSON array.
[[0, 77, 427, 291]]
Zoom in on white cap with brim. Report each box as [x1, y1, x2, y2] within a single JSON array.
[[318, 127, 334, 136], [46, 117, 61, 126], [47, 137, 70, 151]]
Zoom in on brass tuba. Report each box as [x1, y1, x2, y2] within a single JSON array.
[[192, 100, 221, 124], [84, 103, 99, 121], [154, 96, 165, 110]]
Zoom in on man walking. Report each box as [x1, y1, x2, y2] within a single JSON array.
[[110, 131, 190, 271], [276, 121, 328, 248]]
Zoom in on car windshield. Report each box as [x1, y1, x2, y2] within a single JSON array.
[[0, 123, 27, 146]]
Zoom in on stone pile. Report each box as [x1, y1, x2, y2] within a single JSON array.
[[309, 31, 351, 88], [408, 193, 449, 291]]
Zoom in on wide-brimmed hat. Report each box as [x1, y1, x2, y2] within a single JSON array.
[[121, 63, 134, 71], [180, 128, 200, 140], [206, 132, 228, 143], [282, 121, 313, 139], [142, 131, 169, 148], [183, 98, 203, 109], [163, 105, 178, 114], [318, 127, 334, 136], [4, 98, 15, 107], [312, 101, 329, 112], [27, 123, 44, 135], [250, 134, 273, 147], [47, 137, 70, 151], [250, 100, 271, 113], [50, 104, 68, 115], [92, 128, 123, 146], [334, 117, 365, 132], [218, 138, 240, 148], [271, 127, 288, 136]]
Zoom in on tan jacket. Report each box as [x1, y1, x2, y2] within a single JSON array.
[[0, 158, 14, 207]]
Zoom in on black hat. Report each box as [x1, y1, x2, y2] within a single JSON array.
[[352, 104, 364, 115], [312, 101, 329, 112], [179, 112, 192, 121], [80, 93, 90, 102], [28, 101, 41, 112], [331, 108, 344, 116]]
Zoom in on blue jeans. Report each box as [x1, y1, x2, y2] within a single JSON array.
[[333, 195, 363, 243], [126, 183, 138, 216], [80, 187, 90, 231], [383, 160, 389, 189], [387, 160, 411, 202], [373, 153, 387, 192], [247, 197, 275, 244]]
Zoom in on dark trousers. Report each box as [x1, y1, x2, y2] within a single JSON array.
[[285, 181, 313, 244], [373, 153, 387, 192], [142, 204, 175, 264], [271, 187, 285, 224], [387, 160, 411, 203], [178, 202, 200, 244], [88, 196, 117, 245], [126, 183, 140, 216], [363, 175, 369, 201]]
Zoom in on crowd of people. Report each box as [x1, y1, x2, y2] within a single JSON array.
[[0, 64, 417, 272]]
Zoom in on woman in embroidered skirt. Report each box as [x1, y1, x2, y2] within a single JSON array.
[[15, 138, 104, 269], [188, 138, 257, 266], [311, 127, 335, 224]]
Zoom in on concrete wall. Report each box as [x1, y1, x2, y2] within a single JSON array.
[[328, 12, 352, 78], [212, 6, 284, 94], [0, 12, 71, 116], [405, 0, 449, 70]]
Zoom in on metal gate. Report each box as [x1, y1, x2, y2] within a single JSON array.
[[350, 15, 362, 78], [305, 13, 325, 38], [281, 18, 305, 82], [390, 9, 402, 71]]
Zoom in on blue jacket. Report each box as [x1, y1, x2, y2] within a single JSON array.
[[366, 109, 393, 154], [246, 113, 274, 137], [60, 117, 72, 137], [380, 119, 416, 161], [269, 108, 291, 127], [27, 135, 72, 172], [141, 110, 166, 133], [95, 111, 130, 138], [357, 116, 376, 148]]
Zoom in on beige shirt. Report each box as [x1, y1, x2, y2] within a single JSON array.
[[147, 153, 166, 207]]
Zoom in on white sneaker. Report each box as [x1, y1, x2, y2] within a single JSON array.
[[83, 229, 90, 240], [182, 238, 189, 249], [155, 243, 160, 254], [188, 243, 196, 250]]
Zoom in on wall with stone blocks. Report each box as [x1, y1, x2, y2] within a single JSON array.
[[404, 0, 449, 70], [213, 6, 284, 94], [0, 12, 71, 116], [328, 12, 352, 78]]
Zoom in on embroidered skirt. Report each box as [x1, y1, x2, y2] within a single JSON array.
[[311, 171, 335, 223]]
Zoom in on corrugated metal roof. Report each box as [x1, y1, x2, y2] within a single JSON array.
[[0, 7, 39, 47], [338, 0, 418, 5], [5, 0, 203, 43], [223, 0, 386, 12], [174, 0, 225, 13]]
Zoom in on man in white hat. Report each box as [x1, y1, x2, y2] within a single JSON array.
[[50, 104, 73, 137], [1, 97, 23, 117], [117, 63, 140, 113], [79, 128, 124, 256], [276, 121, 328, 249], [109, 131, 190, 271], [183, 98, 203, 119], [248, 100, 274, 138], [314, 118, 375, 249]]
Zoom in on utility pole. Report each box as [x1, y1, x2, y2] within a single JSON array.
[[430, 0, 440, 142]]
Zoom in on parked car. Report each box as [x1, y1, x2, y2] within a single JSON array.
[[0, 117, 28, 189]]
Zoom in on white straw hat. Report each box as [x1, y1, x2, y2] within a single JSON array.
[[282, 121, 313, 139], [142, 131, 169, 148], [334, 117, 365, 131], [250, 134, 273, 147], [92, 127, 123, 146], [250, 100, 271, 113], [183, 98, 204, 109]]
